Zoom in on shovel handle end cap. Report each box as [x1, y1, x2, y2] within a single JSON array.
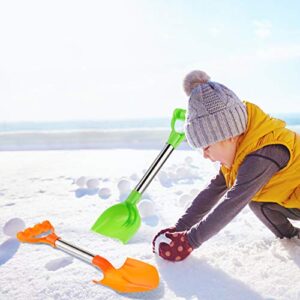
[[16, 220, 59, 247]]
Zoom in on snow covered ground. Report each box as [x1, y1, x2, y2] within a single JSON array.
[[1, 148, 300, 300]]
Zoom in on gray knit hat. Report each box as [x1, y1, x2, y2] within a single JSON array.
[[183, 70, 247, 149]]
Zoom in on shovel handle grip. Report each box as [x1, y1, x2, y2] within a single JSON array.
[[17, 220, 59, 247], [171, 108, 186, 132], [168, 108, 186, 148]]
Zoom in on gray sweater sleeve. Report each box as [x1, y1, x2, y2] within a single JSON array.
[[175, 170, 228, 231], [185, 144, 290, 249]]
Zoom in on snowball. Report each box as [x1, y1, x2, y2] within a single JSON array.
[[98, 187, 111, 199], [75, 176, 87, 188], [86, 178, 99, 189], [86, 188, 98, 196], [185, 156, 193, 165], [175, 190, 183, 196], [176, 167, 190, 179], [143, 192, 151, 199], [190, 188, 199, 197], [130, 173, 139, 181], [158, 171, 172, 187], [3, 218, 26, 237], [179, 194, 193, 207], [138, 199, 155, 218], [75, 188, 87, 198], [117, 179, 131, 194], [154, 233, 172, 254], [157, 170, 167, 181], [168, 171, 178, 181]]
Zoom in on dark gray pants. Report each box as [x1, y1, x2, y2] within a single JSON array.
[[249, 202, 300, 238]]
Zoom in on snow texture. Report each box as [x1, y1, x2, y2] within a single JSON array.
[[1, 149, 300, 300]]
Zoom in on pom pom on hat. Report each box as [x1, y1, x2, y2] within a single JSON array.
[[183, 70, 210, 96]]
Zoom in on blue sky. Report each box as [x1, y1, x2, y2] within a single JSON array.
[[0, 0, 300, 121]]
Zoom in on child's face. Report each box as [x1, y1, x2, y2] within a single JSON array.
[[201, 137, 239, 168]]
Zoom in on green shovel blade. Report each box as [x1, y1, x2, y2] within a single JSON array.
[[91, 108, 186, 243], [91, 190, 142, 244]]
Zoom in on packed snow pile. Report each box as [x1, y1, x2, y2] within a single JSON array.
[[1, 149, 300, 300]]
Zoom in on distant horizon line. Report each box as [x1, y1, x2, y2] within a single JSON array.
[[0, 111, 300, 124]]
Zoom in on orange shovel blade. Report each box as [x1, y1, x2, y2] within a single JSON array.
[[93, 257, 159, 293]]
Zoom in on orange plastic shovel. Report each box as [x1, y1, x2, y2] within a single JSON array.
[[17, 220, 159, 293]]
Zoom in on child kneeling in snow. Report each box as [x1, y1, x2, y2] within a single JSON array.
[[153, 70, 300, 262]]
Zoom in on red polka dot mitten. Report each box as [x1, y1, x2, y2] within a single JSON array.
[[158, 231, 194, 262]]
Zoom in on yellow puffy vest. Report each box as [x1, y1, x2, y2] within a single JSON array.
[[221, 101, 300, 208]]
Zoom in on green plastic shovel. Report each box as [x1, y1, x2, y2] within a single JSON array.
[[91, 108, 186, 243]]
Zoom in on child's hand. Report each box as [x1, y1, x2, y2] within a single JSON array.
[[157, 231, 194, 262], [152, 227, 176, 253]]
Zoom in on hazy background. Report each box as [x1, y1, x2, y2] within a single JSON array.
[[1, 0, 300, 122]]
